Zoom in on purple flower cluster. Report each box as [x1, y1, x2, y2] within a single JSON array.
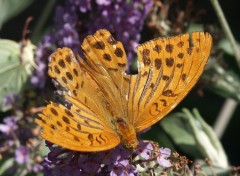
[[42, 140, 171, 175], [0, 116, 18, 135], [69, 0, 92, 13], [31, 35, 53, 88], [87, 0, 153, 62], [15, 146, 30, 164], [0, 115, 43, 174], [157, 147, 172, 167], [2, 93, 21, 111], [31, 0, 153, 88]]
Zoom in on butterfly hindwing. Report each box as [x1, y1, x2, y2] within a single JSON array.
[[36, 102, 120, 152]]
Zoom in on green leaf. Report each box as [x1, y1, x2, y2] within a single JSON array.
[[218, 38, 240, 56], [158, 111, 203, 158], [200, 163, 230, 176], [0, 158, 14, 175], [202, 58, 240, 101], [130, 57, 138, 74], [182, 109, 228, 168], [0, 0, 34, 29], [187, 23, 204, 33], [154, 108, 228, 169], [140, 123, 177, 151], [0, 39, 36, 111], [40, 139, 50, 156]]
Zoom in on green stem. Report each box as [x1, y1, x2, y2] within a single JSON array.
[[31, 0, 57, 44], [210, 0, 240, 68], [210, 0, 239, 141]]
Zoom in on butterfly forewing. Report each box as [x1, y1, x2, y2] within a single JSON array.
[[132, 32, 212, 132], [81, 30, 128, 94], [81, 29, 131, 121], [49, 48, 103, 115]]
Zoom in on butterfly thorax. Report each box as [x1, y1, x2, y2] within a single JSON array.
[[115, 118, 139, 151]]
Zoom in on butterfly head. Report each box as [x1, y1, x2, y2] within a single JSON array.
[[122, 138, 139, 151]]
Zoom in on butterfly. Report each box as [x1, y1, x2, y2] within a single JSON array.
[[36, 29, 212, 152]]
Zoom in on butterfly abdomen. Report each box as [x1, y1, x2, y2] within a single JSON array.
[[115, 118, 139, 151]]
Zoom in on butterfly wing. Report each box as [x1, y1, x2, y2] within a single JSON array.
[[80, 29, 130, 121], [129, 32, 212, 132], [36, 102, 120, 151], [36, 46, 121, 151]]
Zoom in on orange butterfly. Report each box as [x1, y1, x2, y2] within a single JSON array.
[[36, 29, 212, 152]]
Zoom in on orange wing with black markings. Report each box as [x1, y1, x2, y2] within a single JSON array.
[[36, 30, 212, 151]]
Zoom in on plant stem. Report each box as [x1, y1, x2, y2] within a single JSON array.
[[210, 0, 239, 139], [31, 0, 57, 44], [213, 99, 237, 138], [210, 0, 240, 67]]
